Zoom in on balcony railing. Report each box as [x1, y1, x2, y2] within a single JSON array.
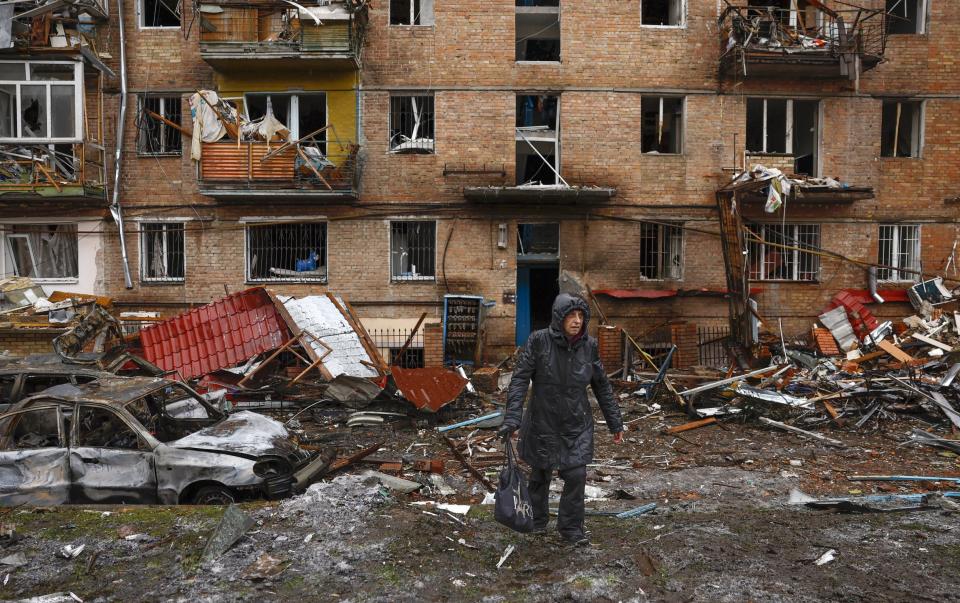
[[0, 142, 106, 200], [198, 1, 365, 65], [719, 2, 886, 80], [198, 141, 361, 197]]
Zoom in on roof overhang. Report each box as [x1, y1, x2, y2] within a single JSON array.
[[199, 186, 358, 203]]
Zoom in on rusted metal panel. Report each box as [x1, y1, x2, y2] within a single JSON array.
[[392, 367, 468, 413]]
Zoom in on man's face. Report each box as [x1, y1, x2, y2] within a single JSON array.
[[563, 310, 584, 337]]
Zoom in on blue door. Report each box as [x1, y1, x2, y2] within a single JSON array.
[[516, 266, 531, 346]]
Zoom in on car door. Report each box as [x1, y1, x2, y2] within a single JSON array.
[[0, 406, 70, 506], [69, 404, 158, 504]]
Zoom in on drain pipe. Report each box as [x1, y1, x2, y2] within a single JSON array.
[[109, 0, 134, 289]]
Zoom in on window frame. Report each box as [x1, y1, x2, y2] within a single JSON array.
[[389, 220, 437, 282], [388, 93, 436, 154], [244, 221, 329, 284], [1, 222, 80, 283], [0, 407, 64, 451], [880, 99, 924, 158], [640, 0, 687, 28], [639, 221, 685, 281], [877, 224, 921, 282], [136, 95, 183, 156], [242, 92, 328, 149], [747, 223, 821, 282], [389, 0, 435, 26], [0, 61, 83, 143], [885, 0, 927, 35], [139, 221, 186, 284], [138, 0, 182, 30], [641, 95, 685, 155]]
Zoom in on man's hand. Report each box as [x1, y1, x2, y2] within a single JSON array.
[[613, 431, 624, 444], [497, 425, 516, 441]]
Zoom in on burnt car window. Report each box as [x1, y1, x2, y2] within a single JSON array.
[[126, 398, 160, 434], [150, 384, 211, 420], [0, 376, 15, 402], [77, 407, 144, 450], [23, 375, 72, 396], [0, 408, 62, 450], [73, 375, 99, 385]]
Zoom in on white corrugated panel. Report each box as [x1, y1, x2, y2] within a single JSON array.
[[279, 295, 378, 378]]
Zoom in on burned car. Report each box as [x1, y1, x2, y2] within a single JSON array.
[[0, 377, 326, 506], [0, 358, 112, 414]]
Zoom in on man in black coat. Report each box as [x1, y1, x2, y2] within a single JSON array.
[[499, 293, 624, 545]]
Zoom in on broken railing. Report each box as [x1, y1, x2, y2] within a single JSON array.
[[719, 2, 887, 78], [0, 143, 107, 195]]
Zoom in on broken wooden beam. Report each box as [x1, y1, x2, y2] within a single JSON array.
[[877, 340, 914, 363], [441, 434, 495, 492], [664, 417, 717, 434]]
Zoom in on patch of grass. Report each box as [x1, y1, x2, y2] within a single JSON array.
[[898, 522, 936, 533], [15, 505, 225, 541], [378, 563, 405, 586], [571, 575, 593, 589]]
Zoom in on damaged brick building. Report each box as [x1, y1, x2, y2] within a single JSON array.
[[1, 0, 957, 366]]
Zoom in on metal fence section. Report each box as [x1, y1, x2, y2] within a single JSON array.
[[368, 327, 424, 368], [698, 325, 731, 368]]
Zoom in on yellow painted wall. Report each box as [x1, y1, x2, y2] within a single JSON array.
[[215, 65, 358, 156]]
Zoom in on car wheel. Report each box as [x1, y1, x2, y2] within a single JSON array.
[[192, 485, 235, 505]]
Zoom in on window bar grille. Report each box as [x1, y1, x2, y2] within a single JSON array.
[[142, 223, 184, 281], [639, 222, 683, 280], [391, 221, 435, 280], [246, 223, 327, 283], [390, 95, 434, 153]]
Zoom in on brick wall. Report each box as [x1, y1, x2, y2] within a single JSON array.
[[0, 329, 64, 357], [423, 323, 443, 368]]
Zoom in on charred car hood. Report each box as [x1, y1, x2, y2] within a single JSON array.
[[169, 411, 301, 460]]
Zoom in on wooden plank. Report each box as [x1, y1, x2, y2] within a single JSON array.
[[329, 293, 388, 376], [846, 350, 886, 365], [877, 340, 914, 363], [664, 417, 717, 434], [911, 333, 953, 352]]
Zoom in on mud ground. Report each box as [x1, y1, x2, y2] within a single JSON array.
[[1, 394, 958, 602]]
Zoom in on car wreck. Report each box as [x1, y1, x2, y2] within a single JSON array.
[[0, 377, 327, 506]]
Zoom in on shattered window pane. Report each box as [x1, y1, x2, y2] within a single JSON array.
[[141, 0, 181, 28], [137, 96, 182, 155], [5, 224, 79, 280], [141, 222, 185, 282], [516, 1, 560, 61], [150, 384, 210, 420], [880, 100, 922, 158], [390, 0, 434, 25], [77, 407, 143, 450], [641, 0, 684, 26], [886, 0, 924, 34], [0, 408, 62, 450], [20, 85, 45, 138], [389, 95, 435, 153], [246, 222, 327, 283], [641, 96, 683, 154], [517, 223, 559, 256], [22, 375, 71, 396], [29, 64, 74, 81], [390, 221, 436, 280], [0, 62, 80, 141]]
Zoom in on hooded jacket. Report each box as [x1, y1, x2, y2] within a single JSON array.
[[504, 293, 623, 470]]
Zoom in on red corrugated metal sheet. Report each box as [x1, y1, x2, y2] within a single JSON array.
[[139, 288, 290, 380], [594, 288, 764, 299], [392, 367, 468, 413]]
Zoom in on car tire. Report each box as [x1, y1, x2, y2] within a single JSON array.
[[192, 485, 235, 505]]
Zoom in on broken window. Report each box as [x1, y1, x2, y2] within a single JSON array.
[[140, 0, 181, 28], [390, 221, 436, 281], [746, 98, 819, 175], [22, 375, 71, 396], [516, 1, 560, 62], [641, 0, 684, 26], [0, 408, 61, 450], [244, 93, 327, 151], [516, 94, 559, 185], [77, 406, 143, 450], [878, 224, 920, 282], [639, 222, 684, 280], [390, 0, 434, 25], [0, 61, 81, 141], [389, 94, 434, 153], [641, 96, 683, 154], [141, 222, 185, 283], [886, 0, 926, 35], [880, 100, 922, 158], [3, 224, 79, 280], [517, 223, 559, 256], [747, 223, 820, 281], [137, 95, 182, 155], [246, 222, 327, 283]]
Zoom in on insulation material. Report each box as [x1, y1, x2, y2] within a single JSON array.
[[277, 295, 378, 379], [818, 306, 858, 352]]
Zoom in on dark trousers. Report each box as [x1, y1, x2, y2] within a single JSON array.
[[527, 465, 586, 539]]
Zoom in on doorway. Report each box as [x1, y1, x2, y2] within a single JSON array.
[[516, 223, 560, 346]]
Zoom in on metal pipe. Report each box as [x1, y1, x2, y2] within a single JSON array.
[[110, 0, 134, 289], [436, 412, 502, 433]]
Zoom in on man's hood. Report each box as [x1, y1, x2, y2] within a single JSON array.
[[168, 411, 300, 459], [549, 293, 591, 339]]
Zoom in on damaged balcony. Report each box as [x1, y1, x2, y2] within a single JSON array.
[[197, 0, 367, 68], [463, 94, 615, 204], [198, 142, 361, 201], [718, 1, 887, 80], [722, 164, 874, 212]]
